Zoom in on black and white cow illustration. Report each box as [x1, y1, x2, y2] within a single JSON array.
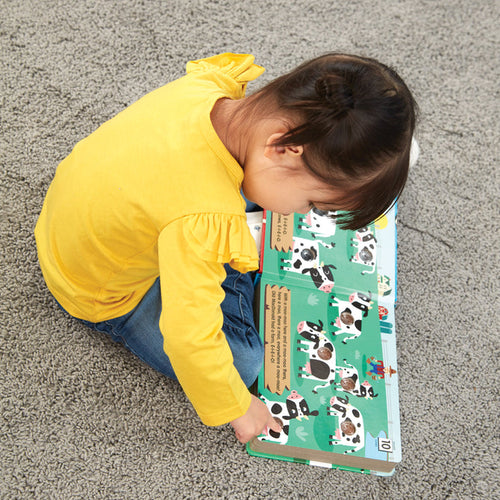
[[259, 390, 319, 445], [280, 237, 336, 293], [296, 320, 337, 393], [329, 292, 373, 343], [350, 226, 377, 275], [298, 208, 337, 238], [327, 395, 365, 454], [334, 359, 378, 399], [302, 265, 337, 294]]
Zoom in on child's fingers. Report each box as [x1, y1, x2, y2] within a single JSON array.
[[268, 414, 282, 434], [234, 430, 247, 444]]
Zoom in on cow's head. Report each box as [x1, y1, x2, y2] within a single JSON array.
[[302, 264, 336, 293]]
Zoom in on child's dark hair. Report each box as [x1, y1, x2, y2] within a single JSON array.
[[252, 53, 417, 230]]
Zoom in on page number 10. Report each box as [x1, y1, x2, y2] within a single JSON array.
[[378, 438, 394, 453]]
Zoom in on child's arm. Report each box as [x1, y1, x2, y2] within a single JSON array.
[[231, 394, 282, 444], [157, 217, 262, 428]]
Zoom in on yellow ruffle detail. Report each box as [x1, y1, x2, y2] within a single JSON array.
[[186, 53, 265, 97], [183, 213, 259, 273]]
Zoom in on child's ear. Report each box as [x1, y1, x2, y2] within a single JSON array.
[[264, 133, 304, 159], [286, 144, 304, 157]]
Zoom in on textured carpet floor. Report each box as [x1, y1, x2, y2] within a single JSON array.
[[1, 0, 498, 498]]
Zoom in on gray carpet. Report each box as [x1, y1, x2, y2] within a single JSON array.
[[1, 0, 498, 498]]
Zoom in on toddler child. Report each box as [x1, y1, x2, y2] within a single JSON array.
[[35, 52, 417, 444]]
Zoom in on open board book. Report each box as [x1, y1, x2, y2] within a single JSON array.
[[246, 205, 401, 476]]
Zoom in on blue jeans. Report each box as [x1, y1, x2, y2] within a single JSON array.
[[75, 264, 263, 388]]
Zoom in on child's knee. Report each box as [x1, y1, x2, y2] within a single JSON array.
[[234, 330, 264, 387]]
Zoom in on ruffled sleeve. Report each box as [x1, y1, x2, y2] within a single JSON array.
[[183, 213, 259, 273], [186, 53, 265, 98], [156, 213, 259, 426]]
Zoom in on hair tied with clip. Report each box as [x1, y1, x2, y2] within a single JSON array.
[[316, 74, 355, 113]]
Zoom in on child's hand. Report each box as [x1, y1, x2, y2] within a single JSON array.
[[230, 394, 282, 444]]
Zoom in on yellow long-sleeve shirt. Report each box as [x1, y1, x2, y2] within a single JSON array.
[[35, 53, 265, 426]]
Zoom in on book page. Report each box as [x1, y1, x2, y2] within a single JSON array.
[[250, 207, 401, 472]]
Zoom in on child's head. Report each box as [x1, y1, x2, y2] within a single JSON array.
[[246, 53, 417, 229]]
